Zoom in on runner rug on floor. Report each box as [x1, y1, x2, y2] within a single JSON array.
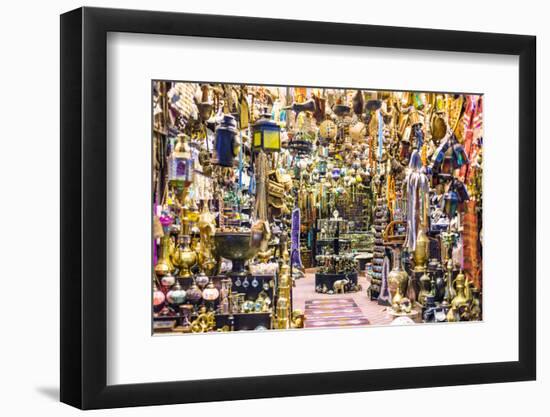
[[304, 298, 370, 328]]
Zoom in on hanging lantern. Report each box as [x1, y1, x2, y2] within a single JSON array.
[[443, 190, 459, 218], [202, 280, 220, 301], [168, 153, 194, 188], [454, 180, 470, 202], [195, 272, 210, 289], [160, 273, 176, 289], [166, 281, 186, 305], [153, 282, 166, 308], [452, 142, 469, 168], [215, 114, 239, 167], [168, 135, 194, 189], [252, 109, 281, 152], [431, 138, 451, 172], [186, 281, 203, 304]]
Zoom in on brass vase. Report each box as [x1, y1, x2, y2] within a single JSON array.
[[443, 259, 457, 303], [413, 228, 429, 273], [155, 235, 175, 277], [198, 200, 216, 274], [451, 270, 469, 310], [172, 236, 197, 278], [387, 247, 409, 306]]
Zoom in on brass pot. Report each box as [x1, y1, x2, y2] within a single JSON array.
[[213, 232, 260, 275]]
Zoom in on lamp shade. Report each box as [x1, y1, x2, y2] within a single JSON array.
[[253, 112, 281, 152]]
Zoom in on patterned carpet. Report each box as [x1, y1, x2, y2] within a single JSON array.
[[304, 298, 371, 328], [294, 271, 394, 327]]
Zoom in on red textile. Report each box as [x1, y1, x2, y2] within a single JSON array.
[[462, 200, 481, 289]]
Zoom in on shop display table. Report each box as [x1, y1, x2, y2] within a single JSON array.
[[314, 271, 358, 293]]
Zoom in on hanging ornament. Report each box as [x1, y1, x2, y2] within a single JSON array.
[[160, 273, 176, 289], [166, 281, 187, 305], [186, 280, 203, 304], [195, 271, 210, 289], [202, 280, 220, 301], [153, 282, 166, 308], [443, 189, 459, 218]]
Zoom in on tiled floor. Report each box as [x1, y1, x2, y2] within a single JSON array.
[[293, 269, 395, 326]]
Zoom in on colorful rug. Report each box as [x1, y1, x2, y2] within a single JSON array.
[[304, 298, 370, 328]]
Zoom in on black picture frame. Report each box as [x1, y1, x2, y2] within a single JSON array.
[[60, 6, 536, 410]]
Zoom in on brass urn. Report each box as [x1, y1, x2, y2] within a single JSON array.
[[387, 247, 409, 306], [155, 235, 175, 277]]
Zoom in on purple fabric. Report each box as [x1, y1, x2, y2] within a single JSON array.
[[290, 207, 303, 268], [377, 255, 391, 304]]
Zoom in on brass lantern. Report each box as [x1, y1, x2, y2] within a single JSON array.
[[252, 110, 281, 152]]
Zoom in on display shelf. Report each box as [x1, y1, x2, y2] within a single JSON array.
[[153, 271, 277, 333]]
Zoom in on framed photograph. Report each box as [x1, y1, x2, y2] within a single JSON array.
[[60, 6, 536, 410]]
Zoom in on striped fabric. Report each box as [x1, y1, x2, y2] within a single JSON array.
[[304, 298, 370, 328], [462, 200, 481, 289], [460, 95, 483, 181]]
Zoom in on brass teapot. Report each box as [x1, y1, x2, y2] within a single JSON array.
[[451, 270, 469, 310], [172, 236, 197, 278]]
